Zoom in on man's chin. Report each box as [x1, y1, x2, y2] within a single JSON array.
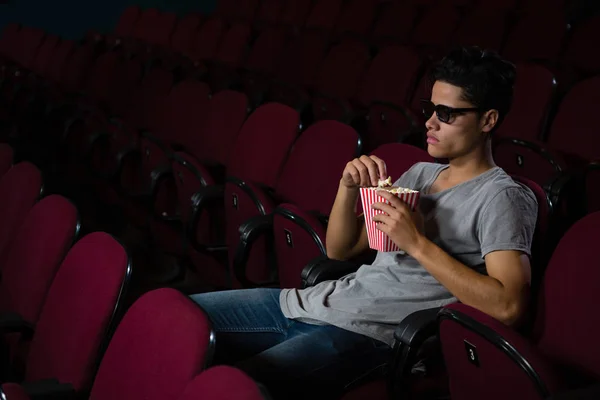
[[426, 143, 446, 159]]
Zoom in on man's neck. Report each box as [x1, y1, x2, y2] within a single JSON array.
[[445, 141, 496, 183]]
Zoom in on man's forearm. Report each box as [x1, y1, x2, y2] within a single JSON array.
[[325, 183, 361, 260], [410, 237, 522, 325]]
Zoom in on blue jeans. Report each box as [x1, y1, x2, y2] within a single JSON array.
[[190, 288, 391, 400]]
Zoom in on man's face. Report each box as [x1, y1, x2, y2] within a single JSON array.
[[424, 81, 495, 160]]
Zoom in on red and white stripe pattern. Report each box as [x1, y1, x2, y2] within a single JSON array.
[[359, 187, 420, 252]]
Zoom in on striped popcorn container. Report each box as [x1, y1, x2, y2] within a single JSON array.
[[359, 187, 420, 252]]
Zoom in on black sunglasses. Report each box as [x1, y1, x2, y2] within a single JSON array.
[[421, 100, 480, 124]]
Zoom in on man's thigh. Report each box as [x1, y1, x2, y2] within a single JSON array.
[[190, 288, 291, 362], [236, 322, 391, 400]]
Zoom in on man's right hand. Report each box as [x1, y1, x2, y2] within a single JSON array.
[[341, 155, 387, 189]]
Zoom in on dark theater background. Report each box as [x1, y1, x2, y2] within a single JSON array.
[[0, 1, 599, 399]]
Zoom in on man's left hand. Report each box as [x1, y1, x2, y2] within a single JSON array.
[[371, 190, 425, 255]]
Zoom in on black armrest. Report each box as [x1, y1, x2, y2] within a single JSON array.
[[22, 379, 76, 400], [187, 185, 226, 253], [0, 312, 35, 339], [394, 307, 442, 347], [190, 185, 225, 217], [388, 307, 442, 397], [81, 118, 123, 161], [107, 116, 123, 129], [155, 211, 184, 231], [314, 92, 353, 123], [544, 169, 585, 216], [301, 255, 361, 288], [126, 163, 172, 202], [86, 128, 110, 154], [92, 145, 139, 181], [233, 214, 274, 288], [544, 169, 586, 249], [158, 213, 182, 222], [114, 145, 138, 167]]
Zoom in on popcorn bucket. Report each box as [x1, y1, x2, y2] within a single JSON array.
[[359, 187, 420, 252]]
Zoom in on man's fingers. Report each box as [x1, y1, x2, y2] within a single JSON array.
[[359, 155, 380, 186], [352, 159, 372, 187], [370, 155, 388, 180], [344, 163, 361, 186], [371, 202, 399, 217], [376, 190, 411, 213]]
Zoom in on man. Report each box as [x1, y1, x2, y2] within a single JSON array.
[[190, 46, 538, 399]]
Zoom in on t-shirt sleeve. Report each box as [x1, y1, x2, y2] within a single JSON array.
[[477, 186, 538, 258]]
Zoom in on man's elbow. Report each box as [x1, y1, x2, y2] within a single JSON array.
[[326, 248, 348, 261], [497, 300, 527, 327]]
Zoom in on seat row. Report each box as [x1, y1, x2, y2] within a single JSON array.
[[0, 160, 266, 400]]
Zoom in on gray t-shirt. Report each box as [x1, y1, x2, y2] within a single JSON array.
[[279, 162, 538, 346]]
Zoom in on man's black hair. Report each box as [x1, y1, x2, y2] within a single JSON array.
[[431, 46, 516, 132]]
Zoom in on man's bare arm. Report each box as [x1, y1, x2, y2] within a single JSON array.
[[412, 240, 531, 325], [326, 184, 369, 260]]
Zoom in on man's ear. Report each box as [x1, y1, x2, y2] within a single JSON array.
[[481, 109, 499, 133]]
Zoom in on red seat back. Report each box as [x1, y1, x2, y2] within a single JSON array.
[[356, 45, 422, 107], [227, 102, 300, 187], [188, 17, 226, 61], [213, 23, 252, 67], [30, 34, 59, 77], [275, 121, 360, 215], [334, 0, 377, 38], [411, 5, 461, 49], [547, 76, 600, 162], [370, 2, 418, 46], [150, 11, 177, 47], [274, 30, 328, 88], [534, 211, 600, 381], [59, 44, 97, 94], [89, 288, 214, 400], [562, 15, 600, 79], [132, 8, 160, 42], [170, 14, 202, 55], [114, 6, 141, 38], [255, 0, 284, 28], [503, 11, 567, 64], [315, 39, 371, 98], [0, 195, 79, 325], [451, 7, 508, 52], [178, 366, 266, 400], [0, 23, 20, 60], [0, 162, 42, 267], [83, 52, 120, 106], [194, 90, 249, 166], [305, 0, 343, 33], [17, 27, 45, 71], [45, 39, 74, 84], [279, 0, 311, 28], [495, 63, 557, 141], [25, 233, 131, 392], [244, 28, 288, 75]]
